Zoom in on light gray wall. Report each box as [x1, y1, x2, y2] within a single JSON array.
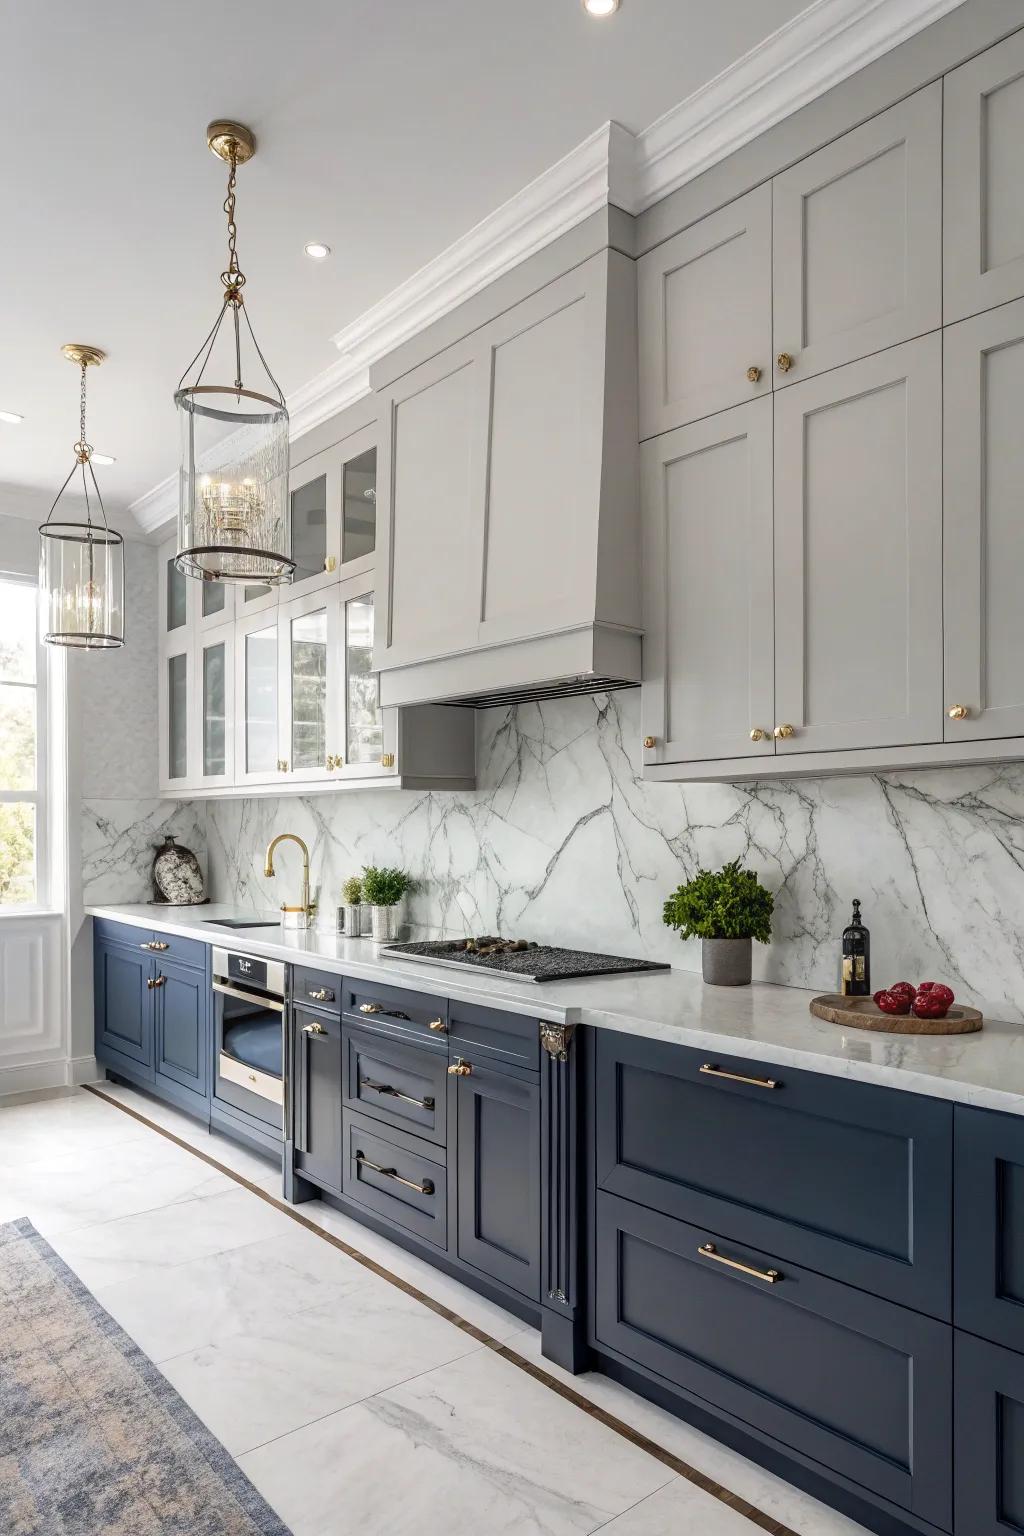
[[206, 689, 1024, 1025]]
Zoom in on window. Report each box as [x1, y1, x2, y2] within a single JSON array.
[[0, 577, 46, 907]]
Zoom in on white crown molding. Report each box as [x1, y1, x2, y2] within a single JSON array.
[[631, 0, 967, 212], [130, 0, 964, 534]]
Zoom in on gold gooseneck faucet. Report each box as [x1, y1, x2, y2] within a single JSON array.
[[264, 833, 314, 929]]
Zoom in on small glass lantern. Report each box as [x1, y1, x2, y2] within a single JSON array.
[[38, 344, 125, 649], [174, 121, 293, 585]]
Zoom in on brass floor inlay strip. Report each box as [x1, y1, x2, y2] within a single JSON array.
[[82, 1082, 801, 1536]]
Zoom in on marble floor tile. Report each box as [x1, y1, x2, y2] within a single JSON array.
[[47, 1187, 294, 1290], [239, 1346, 675, 1536], [160, 1283, 482, 1456], [595, 1475, 765, 1534], [93, 1226, 377, 1362], [0, 1091, 155, 1168], [91, 1082, 283, 1185]]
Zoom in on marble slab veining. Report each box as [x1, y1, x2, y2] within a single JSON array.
[[86, 901, 1024, 1116]]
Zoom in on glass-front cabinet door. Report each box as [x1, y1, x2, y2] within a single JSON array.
[[196, 573, 235, 632], [234, 610, 283, 786], [193, 623, 235, 788], [340, 427, 377, 579], [287, 446, 339, 598], [158, 538, 192, 791], [278, 590, 340, 782], [340, 585, 394, 778]]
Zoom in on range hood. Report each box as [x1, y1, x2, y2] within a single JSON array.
[[370, 234, 643, 711]]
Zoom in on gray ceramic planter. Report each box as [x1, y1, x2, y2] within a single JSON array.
[[371, 904, 402, 942], [701, 936, 752, 986]]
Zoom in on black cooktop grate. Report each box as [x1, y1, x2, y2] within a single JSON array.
[[378, 940, 670, 983]]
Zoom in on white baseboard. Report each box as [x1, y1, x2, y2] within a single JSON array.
[[69, 1054, 100, 1086], [0, 1055, 102, 1101]]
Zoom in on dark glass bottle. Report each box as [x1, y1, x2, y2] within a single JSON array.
[[841, 899, 871, 996]]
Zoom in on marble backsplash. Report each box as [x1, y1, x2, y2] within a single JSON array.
[[82, 800, 207, 906], [198, 690, 1024, 1025]]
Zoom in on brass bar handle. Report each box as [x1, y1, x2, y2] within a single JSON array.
[[447, 1059, 472, 1077], [428, 1019, 447, 1033], [355, 1153, 434, 1197], [700, 1063, 779, 1089], [360, 1076, 435, 1111], [302, 1021, 326, 1036], [698, 1242, 781, 1284]]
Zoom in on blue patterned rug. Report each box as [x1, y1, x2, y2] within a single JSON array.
[[0, 1217, 292, 1535]]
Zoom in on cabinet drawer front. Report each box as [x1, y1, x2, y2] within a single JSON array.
[[343, 1026, 447, 1146], [448, 1000, 538, 1074], [595, 1032, 951, 1317], [94, 918, 154, 954], [595, 1194, 951, 1530], [344, 1111, 447, 1249], [954, 1331, 1024, 1536], [955, 1105, 1024, 1353], [150, 930, 206, 971], [294, 966, 342, 1012], [343, 979, 448, 1046]]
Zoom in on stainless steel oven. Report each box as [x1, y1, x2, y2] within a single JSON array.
[[212, 947, 286, 1131]]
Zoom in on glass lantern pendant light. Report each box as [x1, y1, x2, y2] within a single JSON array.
[[174, 120, 293, 584], [38, 345, 125, 648]]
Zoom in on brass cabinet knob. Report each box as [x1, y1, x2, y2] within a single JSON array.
[[146, 977, 155, 989], [776, 352, 794, 373], [359, 1002, 385, 1015], [151, 941, 169, 951], [643, 736, 656, 750], [276, 758, 289, 773], [749, 727, 768, 742], [773, 723, 796, 739], [447, 1059, 472, 1077], [947, 704, 970, 720], [302, 1021, 326, 1035], [746, 365, 762, 383], [324, 555, 337, 573], [152, 974, 167, 987], [380, 753, 395, 769], [428, 1019, 447, 1033]]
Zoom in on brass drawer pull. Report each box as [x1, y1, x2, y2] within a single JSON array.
[[140, 942, 154, 951], [355, 1152, 434, 1197], [698, 1242, 781, 1284], [359, 1003, 384, 1014], [700, 1063, 779, 1089], [447, 1059, 472, 1077], [302, 1021, 326, 1036], [308, 987, 333, 1002], [428, 1018, 447, 1033], [150, 941, 169, 951], [360, 1076, 434, 1111], [152, 974, 167, 987]]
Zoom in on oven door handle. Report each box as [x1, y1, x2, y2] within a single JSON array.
[[212, 980, 284, 1013]]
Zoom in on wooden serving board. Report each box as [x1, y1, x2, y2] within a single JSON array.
[[809, 994, 983, 1035]]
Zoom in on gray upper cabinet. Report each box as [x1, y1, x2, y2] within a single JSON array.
[[773, 335, 942, 755], [374, 248, 642, 706], [641, 397, 774, 767], [772, 84, 941, 387], [638, 184, 771, 439], [945, 31, 1024, 324], [944, 298, 1024, 743]]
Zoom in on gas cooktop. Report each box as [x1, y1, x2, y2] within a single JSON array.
[[377, 937, 670, 984]]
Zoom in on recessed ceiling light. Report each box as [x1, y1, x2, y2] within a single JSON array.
[[91, 453, 116, 466], [582, 0, 619, 14], [0, 410, 24, 425], [304, 241, 331, 260]]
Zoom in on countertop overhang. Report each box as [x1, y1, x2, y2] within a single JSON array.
[[86, 903, 1024, 1117]]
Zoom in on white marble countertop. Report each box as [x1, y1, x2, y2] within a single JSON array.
[[87, 903, 1024, 1116]]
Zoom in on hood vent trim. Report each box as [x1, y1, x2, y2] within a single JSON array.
[[444, 676, 640, 711]]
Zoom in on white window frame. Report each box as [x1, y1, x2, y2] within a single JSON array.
[[0, 572, 50, 913]]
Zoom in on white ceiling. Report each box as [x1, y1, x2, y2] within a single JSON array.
[[0, 0, 810, 526]]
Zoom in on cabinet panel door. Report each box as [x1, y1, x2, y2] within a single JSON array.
[[955, 1331, 1024, 1536], [945, 31, 1024, 323], [455, 1064, 540, 1300], [95, 941, 153, 1074], [773, 335, 942, 754], [944, 300, 1024, 742], [375, 345, 486, 671], [193, 622, 234, 788], [233, 611, 284, 786], [154, 956, 207, 1099], [638, 184, 772, 438], [641, 397, 774, 767], [773, 84, 941, 384], [278, 588, 340, 784], [595, 1193, 952, 1532], [294, 1007, 343, 1193], [954, 1105, 1024, 1355]]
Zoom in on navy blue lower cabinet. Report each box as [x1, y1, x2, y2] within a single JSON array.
[[343, 1023, 447, 1148], [454, 1060, 541, 1300], [955, 1330, 1024, 1535], [153, 955, 208, 1108], [594, 1192, 952, 1532], [344, 1109, 448, 1249], [594, 1030, 952, 1320], [954, 1105, 1024, 1355], [292, 1006, 343, 1194], [95, 936, 154, 1079]]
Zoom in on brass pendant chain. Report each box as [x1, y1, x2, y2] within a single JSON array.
[[74, 362, 91, 465], [221, 146, 246, 391]]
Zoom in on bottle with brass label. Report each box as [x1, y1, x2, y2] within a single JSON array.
[[840, 899, 870, 996]]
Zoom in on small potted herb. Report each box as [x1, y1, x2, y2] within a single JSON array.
[[662, 859, 774, 986], [338, 874, 370, 937], [361, 865, 413, 942]]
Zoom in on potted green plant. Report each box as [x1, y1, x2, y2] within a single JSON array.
[[662, 859, 774, 986], [361, 865, 413, 942], [338, 874, 370, 937]]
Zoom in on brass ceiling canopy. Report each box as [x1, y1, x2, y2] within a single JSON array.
[[206, 120, 256, 165], [60, 344, 106, 368]]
